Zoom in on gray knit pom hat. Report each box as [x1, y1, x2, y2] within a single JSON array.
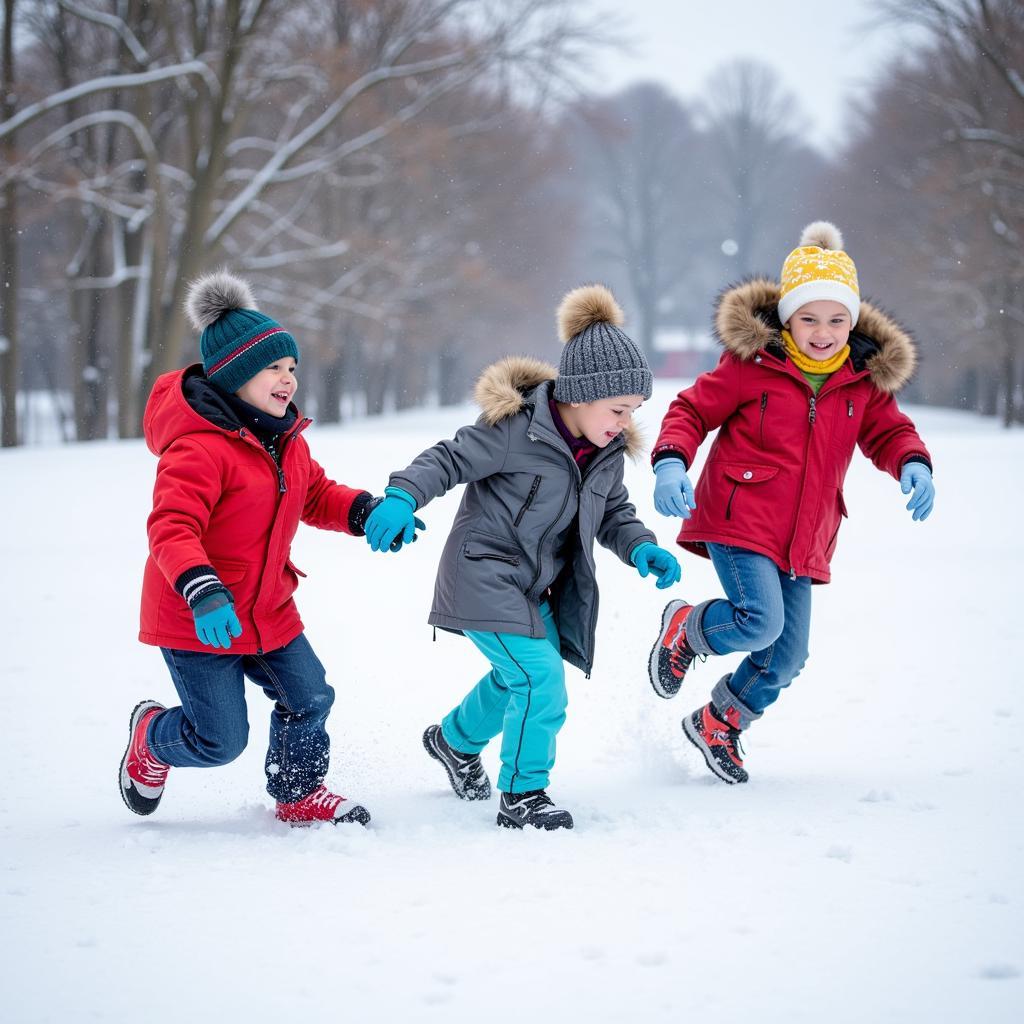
[[553, 284, 652, 403]]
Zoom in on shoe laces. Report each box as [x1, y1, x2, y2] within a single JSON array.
[[305, 785, 342, 811], [669, 639, 705, 676], [449, 744, 484, 781], [136, 746, 169, 786], [512, 789, 554, 811], [458, 756, 484, 782], [710, 725, 745, 763]]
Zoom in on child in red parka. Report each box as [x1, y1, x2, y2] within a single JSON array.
[[647, 222, 935, 784], [119, 271, 383, 826]]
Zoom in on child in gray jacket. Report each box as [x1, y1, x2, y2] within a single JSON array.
[[365, 285, 680, 830]]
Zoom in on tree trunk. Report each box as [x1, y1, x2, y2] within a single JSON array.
[[438, 344, 465, 406], [365, 358, 389, 416], [72, 282, 110, 441], [980, 366, 999, 418], [70, 215, 111, 441], [1001, 315, 1017, 429], [394, 348, 426, 411], [117, 222, 144, 437], [1, 0, 19, 447]]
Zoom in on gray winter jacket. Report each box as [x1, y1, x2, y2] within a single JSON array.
[[389, 357, 656, 674]]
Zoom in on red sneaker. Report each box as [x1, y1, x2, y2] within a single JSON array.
[[682, 702, 749, 784], [275, 785, 371, 827], [648, 600, 700, 698], [119, 700, 170, 815]]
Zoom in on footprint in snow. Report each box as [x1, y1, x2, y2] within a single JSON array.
[[636, 952, 669, 967], [977, 963, 1020, 980]]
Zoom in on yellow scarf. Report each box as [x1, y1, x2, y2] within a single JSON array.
[[781, 329, 850, 375]]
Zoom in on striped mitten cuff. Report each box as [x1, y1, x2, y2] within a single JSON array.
[[175, 565, 231, 610]]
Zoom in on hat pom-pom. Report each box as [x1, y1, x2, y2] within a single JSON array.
[[556, 284, 624, 342], [799, 221, 844, 252], [185, 271, 256, 331]]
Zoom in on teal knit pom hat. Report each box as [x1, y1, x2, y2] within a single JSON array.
[[185, 270, 299, 394]]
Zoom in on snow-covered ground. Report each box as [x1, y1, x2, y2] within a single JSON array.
[[1, 380, 1020, 1023]]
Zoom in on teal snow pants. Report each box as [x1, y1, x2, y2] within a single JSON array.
[[440, 601, 567, 794]]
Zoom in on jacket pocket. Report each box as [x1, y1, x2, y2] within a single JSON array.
[[513, 475, 542, 527], [829, 395, 860, 452], [463, 533, 523, 567], [213, 559, 248, 585], [720, 463, 780, 521], [454, 531, 532, 626], [825, 489, 849, 557]]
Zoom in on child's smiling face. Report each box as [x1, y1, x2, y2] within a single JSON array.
[[236, 358, 297, 417], [786, 300, 852, 361], [562, 394, 644, 448]]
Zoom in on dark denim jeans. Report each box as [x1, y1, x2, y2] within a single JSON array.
[[147, 632, 335, 802], [689, 543, 812, 728]]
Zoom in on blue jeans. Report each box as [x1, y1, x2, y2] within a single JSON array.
[[147, 632, 335, 802], [686, 544, 812, 729], [441, 602, 567, 794]]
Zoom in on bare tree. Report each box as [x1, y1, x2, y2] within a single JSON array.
[[698, 59, 816, 278], [868, 0, 1024, 423], [1, 0, 19, 446], [1, 0, 607, 441], [570, 83, 702, 359]]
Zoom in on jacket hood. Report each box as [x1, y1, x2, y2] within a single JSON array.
[[143, 366, 233, 456], [714, 278, 918, 394], [473, 356, 645, 459]]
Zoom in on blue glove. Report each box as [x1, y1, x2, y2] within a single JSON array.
[[192, 591, 243, 649], [653, 458, 696, 519], [900, 462, 934, 522], [365, 487, 426, 553], [631, 542, 682, 590], [362, 496, 425, 552]]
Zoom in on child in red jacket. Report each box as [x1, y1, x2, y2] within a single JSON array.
[[647, 222, 935, 783], [120, 272, 384, 826]]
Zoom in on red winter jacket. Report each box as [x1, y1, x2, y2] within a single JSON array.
[[140, 365, 368, 653], [653, 280, 932, 584]]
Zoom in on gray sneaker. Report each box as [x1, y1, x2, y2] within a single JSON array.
[[497, 789, 573, 831], [423, 724, 492, 800]]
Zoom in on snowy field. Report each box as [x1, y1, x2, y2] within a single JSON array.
[[1, 379, 1020, 1023]]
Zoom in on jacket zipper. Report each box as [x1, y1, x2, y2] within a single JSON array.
[[759, 391, 768, 448], [847, 399, 854, 418], [523, 436, 576, 600], [788, 393, 817, 578], [514, 475, 542, 526], [523, 427, 620, 599], [526, 424, 622, 670], [273, 418, 310, 493], [236, 418, 309, 653], [239, 417, 309, 494]]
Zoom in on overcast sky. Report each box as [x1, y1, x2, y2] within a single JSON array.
[[580, 0, 922, 148]]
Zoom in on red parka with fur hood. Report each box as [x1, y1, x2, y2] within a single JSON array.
[[140, 365, 369, 654], [652, 280, 932, 583]]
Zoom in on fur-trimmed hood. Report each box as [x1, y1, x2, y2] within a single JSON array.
[[714, 278, 918, 395], [472, 356, 644, 459]]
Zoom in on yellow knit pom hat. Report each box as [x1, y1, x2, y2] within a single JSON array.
[[778, 221, 860, 327]]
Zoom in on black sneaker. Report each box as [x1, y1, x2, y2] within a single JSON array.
[[682, 702, 749, 784], [423, 724, 492, 800], [497, 789, 573, 831], [649, 600, 700, 698]]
